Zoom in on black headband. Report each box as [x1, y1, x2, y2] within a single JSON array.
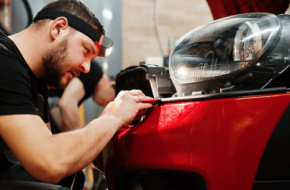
[[34, 9, 102, 42], [33, 9, 113, 57]]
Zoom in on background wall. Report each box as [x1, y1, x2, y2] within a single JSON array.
[[122, 0, 213, 68]]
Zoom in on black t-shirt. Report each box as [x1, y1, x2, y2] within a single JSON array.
[[0, 30, 50, 175], [78, 60, 103, 104], [0, 31, 49, 122]]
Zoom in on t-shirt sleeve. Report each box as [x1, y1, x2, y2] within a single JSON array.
[[0, 55, 38, 116], [78, 60, 104, 104]]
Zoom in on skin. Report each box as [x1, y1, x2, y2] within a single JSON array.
[[0, 17, 152, 183], [92, 74, 116, 108], [50, 78, 85, 132], [50, 74, 115, 132]]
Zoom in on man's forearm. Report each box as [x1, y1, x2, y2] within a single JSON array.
[[58, 101, 82, 131], [49, 115, 121, 180], [0, 114, 121, 184], [56, 77, 85, 131]]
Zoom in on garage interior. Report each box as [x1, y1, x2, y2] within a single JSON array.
[[1, 0, 290, 190]]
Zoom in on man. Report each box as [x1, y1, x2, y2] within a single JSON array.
[[49, 60, 115, 133], [0, 0, 152, 188]]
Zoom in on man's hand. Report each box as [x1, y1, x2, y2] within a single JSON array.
[[101, 90, 153, 127]]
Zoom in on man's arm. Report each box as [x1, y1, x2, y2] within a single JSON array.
[[45, 122, 51, 131], [51, 78, 85, 131], [0, 114, 120, 184], [0, 90, 152, 184], [52, 74, 115, 132], [92, 74, 115, 107]]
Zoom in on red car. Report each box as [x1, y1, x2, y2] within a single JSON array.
[[104, 13, 290, 190]]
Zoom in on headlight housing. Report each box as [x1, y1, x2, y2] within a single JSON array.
[[169, 13, 290, 97]]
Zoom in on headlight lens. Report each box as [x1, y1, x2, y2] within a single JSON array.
[[169, 13, 282, 96]]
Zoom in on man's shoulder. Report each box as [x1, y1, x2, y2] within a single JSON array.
[[0, 52, 37, 117], [0, 53, 32, 85], [0, 48, 23, 64], [0, 53, 28, 71]]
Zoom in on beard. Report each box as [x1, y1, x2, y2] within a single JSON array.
[[42, 37, 71, 88]]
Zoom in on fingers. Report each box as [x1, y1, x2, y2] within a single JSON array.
[[128, 95, 140, 102], [138, 95, 153, 101], [137, 102, 153, 110], [129, 95, 151, 103], [117, 90, 154, 109], [137, 110, 147, 116], [133, 109, 148, 120], [118, 90, 152, 100], [101, 90, 155, 127]]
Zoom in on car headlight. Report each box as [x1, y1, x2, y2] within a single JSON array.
[[169, 13, 290, 97]]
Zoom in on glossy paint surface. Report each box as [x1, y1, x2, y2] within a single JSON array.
[[106, 92, 290, 190]]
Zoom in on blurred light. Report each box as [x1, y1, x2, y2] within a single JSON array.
[[102, 9, 113, 20], [105, 47, 113, 57], [103, 61, 108, 73], [175, 67, 188, 81], [177, 67, 188, 76]]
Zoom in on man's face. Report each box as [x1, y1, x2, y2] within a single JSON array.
[[43, 30, 99, 88]]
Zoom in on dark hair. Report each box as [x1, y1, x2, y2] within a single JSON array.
[[36, 0, 105, 35]]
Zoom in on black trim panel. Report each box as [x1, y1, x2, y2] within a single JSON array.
[[255, 102, 290, 180], [253, 180, 290, 190], [113, 168, 207, 190]]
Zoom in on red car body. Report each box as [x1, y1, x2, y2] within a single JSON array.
[[105, 90, 290, 190]]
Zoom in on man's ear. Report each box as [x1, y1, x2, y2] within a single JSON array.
[[50, 17, 69, 40]]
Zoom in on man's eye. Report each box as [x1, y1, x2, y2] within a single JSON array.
[[83, 47, 90, 54]]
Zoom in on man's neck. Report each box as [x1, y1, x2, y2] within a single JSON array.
[[8, 27, 48, 79]]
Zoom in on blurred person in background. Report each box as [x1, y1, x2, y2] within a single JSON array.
[[49, 60, 115, 133]]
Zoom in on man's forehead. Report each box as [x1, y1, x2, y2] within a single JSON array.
[[76, 30, 97, 54]]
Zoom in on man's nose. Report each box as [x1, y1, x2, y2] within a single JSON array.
[[81, 59, 91, 73]]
